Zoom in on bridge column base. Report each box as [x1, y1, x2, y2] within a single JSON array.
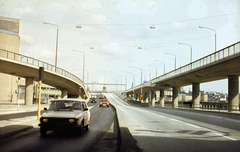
[[151, 91, 155, 107], [228, 75, 239, 112], [160, 89, 165, 107], [172, 87, 178, 108], [192, 83, 200, 109], [25, 77, 33, 105], [61, 89, 68, 98]]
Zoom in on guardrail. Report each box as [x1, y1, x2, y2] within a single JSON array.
[[127, 41, 240, 92], [152, 41, 240, 83], [0, 49, 84, 86]]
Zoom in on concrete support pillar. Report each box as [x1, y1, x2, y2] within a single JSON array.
[[172, 87, 178, 108], [61, 89, 68, 98], [144, 92, 148, 103], [151, 91, 155, 107], [192, 83, 200, 109], [135, 93, 138, 101], [160, 89, 165, 107], [228, 75, 239, 112], [25, 77, 33, 105]]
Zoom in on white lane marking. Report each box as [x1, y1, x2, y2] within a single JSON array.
[[170, 118, 179, 122], [214, 133, 237, 141], [185, 123, 201, 129]]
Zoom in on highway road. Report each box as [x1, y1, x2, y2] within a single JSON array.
[[0, 96, 116, 152], [106, 93, 240, 152]]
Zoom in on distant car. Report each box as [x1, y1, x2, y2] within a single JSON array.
[[100, 99, 109, 107], [90, 95, 97, 103], [41, 99, 48, 104], [39, 98, 91, 136], [99, 95, 106, 99]]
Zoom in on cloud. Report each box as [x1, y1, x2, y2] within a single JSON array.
[[188, 0, 208, 18], [80, 1, 102, 10], [12, 6, 37, 16], [20, 34, 35, 45], [117, 0, 157, 15], [172, 22, 188, 30], [37, 2, 70, 24]]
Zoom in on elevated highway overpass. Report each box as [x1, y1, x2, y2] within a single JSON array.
[[0, 49, 88, 105], [126, 41, 240, 112]]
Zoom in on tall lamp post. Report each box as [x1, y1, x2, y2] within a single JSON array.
[[148, 65, 157, 77], [124, 71, 135, 98], [72, 50, 85, 83], [155, 60, 165, 74], [199, 26, 216, 52], [42, 22, 58, 72], [120, 75, 127, 96], [143, 69, 151, 80], [129, 66, 143, 101], [178, 42, 192, 63], [165, 53, 176, 70]]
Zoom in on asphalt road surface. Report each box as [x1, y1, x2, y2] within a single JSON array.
[[105, 93, 240, 152], [0, 96, 115, 152]]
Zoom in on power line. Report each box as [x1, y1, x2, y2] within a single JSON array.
[[76, 12, 240, 26]]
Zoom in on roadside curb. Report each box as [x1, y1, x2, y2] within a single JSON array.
[[110, 95, 142, 152], [0, 120, 38, 140]]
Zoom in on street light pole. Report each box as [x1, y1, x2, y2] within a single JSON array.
[[129, 66, 143, 102], [155, 60, 165, 74], [199, 26, 216, 52], [178, 42, 192, 63], [42, 22, 59, 72], [72, 50, 85, 83], [143, 69, 151, 80], [124, 71, 135, 99], [165, 53, 176, 70], [148, 65, 157, 77], [121, 75, 127, 96]]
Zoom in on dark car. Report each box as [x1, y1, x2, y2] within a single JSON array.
[[90, 95, 97, 103]]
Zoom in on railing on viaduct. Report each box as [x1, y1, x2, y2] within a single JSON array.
[[152, 41, 240, 83], [0, 49, 84, 87], [128, 41, 240, 91]]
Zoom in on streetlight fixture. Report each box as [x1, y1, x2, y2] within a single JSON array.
[[148, 65, 157, 77], [178, 42, 192, 63], [155, 60, 165, 74], [42, 22, 59, 72], [72, 49, 85, 83], [199, 26, 216, 52], [165, 53, 176, 70]]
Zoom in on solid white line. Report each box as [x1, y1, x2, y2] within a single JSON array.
[[185, 123, 200, 128], [214, 133, 237, 141], [170, 118, 179, 122]]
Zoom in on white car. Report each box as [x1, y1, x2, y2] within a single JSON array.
[[39, 98, 91, 136]]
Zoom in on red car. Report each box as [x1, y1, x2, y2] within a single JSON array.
[[99, 95, 106, 99], [100, 99, 109, 108]]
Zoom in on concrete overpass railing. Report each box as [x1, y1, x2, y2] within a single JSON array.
[[126, 41, 240, 92], [151, 41, 240, 84], [0, 49, 84, 87]]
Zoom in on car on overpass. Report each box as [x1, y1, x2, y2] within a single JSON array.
[[39, 98, 91, 136]]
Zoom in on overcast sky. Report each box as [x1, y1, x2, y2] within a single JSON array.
[[1, 0, 240, 92]]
